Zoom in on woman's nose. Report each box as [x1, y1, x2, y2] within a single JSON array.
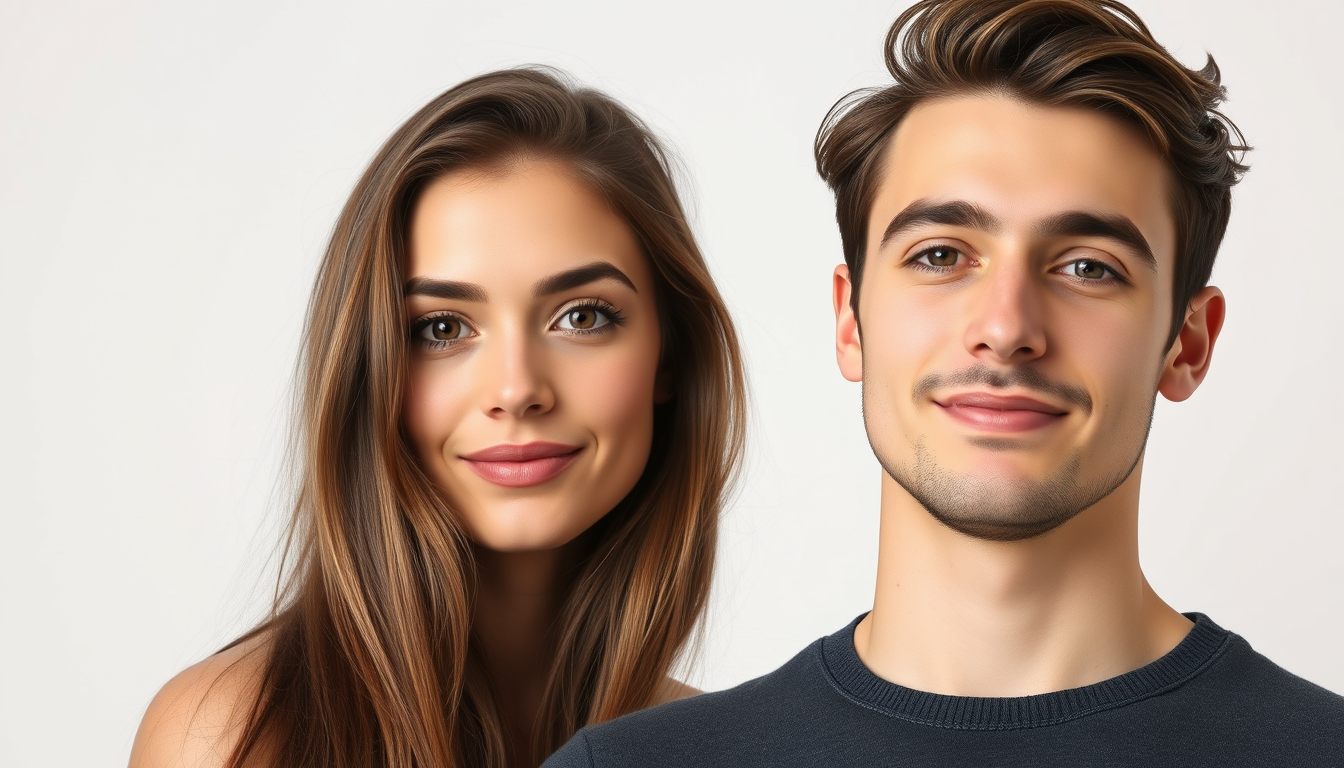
[[483, 326, 556, 419]]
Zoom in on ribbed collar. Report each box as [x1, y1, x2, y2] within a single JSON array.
[[819, 612, 1232, 731]]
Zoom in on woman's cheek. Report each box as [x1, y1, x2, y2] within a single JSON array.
[[567, 342, 660, 450], [402, 361, 470, 476]]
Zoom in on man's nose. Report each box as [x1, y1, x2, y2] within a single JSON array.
[[962, 258, 1048, 365]]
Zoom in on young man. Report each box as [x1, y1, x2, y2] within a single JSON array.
[[546, 1, 1344, 765]]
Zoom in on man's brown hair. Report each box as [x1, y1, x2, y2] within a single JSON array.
[[815, 0, 1248, 345]]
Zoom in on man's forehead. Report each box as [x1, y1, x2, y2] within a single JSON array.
[[870, 93, 1176, 258]]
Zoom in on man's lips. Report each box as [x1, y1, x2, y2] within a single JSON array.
[[460, 442, 582, 488], [935, 392, 1069, 433]]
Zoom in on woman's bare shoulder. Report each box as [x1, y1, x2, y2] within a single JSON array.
[[651, 676, 703, 706], [128, 633, 271, 768]]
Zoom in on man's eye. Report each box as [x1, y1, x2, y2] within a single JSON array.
[[556, 307, 611, 331], [1065, 259, 1113, 280], [418, 316, 471, 342], [913, 246, 963, 268]]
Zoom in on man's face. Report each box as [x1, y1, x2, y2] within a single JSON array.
[[835, 94, 1185, 540]]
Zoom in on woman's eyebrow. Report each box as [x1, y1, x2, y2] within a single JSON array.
[[403, 277, 487, 301], [533, 261, 638, 297]]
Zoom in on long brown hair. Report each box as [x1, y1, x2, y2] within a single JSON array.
[[224, 67, 745, 768], [815, 0, 1248, 346]]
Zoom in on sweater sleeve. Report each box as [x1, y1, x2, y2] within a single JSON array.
[[541, 730, 595, 768]]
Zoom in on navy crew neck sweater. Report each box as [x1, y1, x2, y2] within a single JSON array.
[[544, 614, 1344, 766]]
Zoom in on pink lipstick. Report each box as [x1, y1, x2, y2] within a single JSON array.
[[936, 392, 1068, 433], [460, 442, 582, 488]]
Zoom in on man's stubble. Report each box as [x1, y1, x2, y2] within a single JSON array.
[[862, 369, 1157, 542]]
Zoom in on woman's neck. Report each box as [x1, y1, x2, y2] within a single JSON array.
[[472, 541, 585, 766]]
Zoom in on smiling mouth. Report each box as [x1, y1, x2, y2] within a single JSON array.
[[460, 442, 582, 488], [935, 392, 1068, 433]]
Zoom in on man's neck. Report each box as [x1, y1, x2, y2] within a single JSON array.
[[854, 465, 1192, 698]]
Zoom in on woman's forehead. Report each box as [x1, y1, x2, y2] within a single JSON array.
[[404, 162, 651, 294]]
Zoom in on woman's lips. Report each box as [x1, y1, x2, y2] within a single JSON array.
[[460, 442, 582, 488], [935, 392, 1068, 433]]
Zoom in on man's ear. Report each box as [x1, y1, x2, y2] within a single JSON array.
[[834, 264, 863, 383], [1158, 286, 1225, 402]]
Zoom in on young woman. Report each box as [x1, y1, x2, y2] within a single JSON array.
[[129, 68, 745, 768]]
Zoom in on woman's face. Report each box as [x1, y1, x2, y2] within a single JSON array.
[[401, 160, 664, 553]]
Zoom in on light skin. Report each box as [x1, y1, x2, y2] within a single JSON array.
[[835, 94, 1224, 697], [128, 160, 693, 768], [402, 160, 680, 764]]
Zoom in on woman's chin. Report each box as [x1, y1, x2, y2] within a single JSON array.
[[473, 532, 577, 554], [464, 509, 607, 555]]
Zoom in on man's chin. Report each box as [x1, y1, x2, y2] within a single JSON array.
[[882, 444, 1101, 543], [922, 437, 1077, 476], [922, 506, 1078, 542]]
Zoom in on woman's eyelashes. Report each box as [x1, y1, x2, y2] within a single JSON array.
[[411, 312, 476, 350], [551, 300, 625, 336], [408, 300, 626, 350]]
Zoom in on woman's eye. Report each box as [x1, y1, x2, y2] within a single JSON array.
[[913, 246, 963, 268], [1065, 259, 1113, 280], [555, 307, 611, 331], [418, 316, 471, 342]]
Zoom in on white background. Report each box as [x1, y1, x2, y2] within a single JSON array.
[[2, 1, 1341, 765]]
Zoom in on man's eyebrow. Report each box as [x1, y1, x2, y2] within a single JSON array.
[[533, 261, 637, 297], [1035, 212, 1157, 272], [880, 199, 1002, 249], [403, 277, 487, 301]]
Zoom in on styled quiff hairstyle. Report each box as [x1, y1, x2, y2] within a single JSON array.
[[816, 0, 1248, 345]]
